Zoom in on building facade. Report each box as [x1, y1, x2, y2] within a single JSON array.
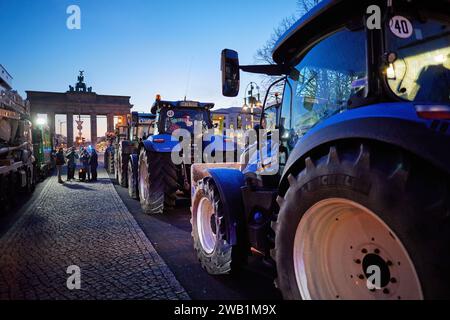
[[27, 72, 132, 147], [212, 107, 261, 133]]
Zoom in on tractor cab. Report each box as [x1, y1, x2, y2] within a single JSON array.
[[130, 112, 156, 142], [222, 0, 450, 180], [150, 97, 214, 136]]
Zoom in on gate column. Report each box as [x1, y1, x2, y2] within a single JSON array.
[[67, 113, 74, 147], [90, 113, 97, 145]]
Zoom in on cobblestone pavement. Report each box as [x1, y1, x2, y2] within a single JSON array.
[[0, 167, 189, 300]]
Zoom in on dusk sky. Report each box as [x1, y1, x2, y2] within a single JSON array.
[[1, 0, 297, 114]]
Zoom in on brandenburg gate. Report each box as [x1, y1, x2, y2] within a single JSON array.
[[27, 71, 132, 147]]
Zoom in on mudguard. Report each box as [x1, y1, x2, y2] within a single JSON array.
[[142, 134, 179, 153], [279, 102, 450, 196], [208, 168, 245, 245]]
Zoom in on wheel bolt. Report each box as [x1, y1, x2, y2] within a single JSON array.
[[383, 288, 390, 295], [374, 249, 380, 254], [355, 259, 361, 265], [362, 249, 368, 254], [391, 278, 397, 284], [387, 261, 393, 267], [358, 274, 365, 280]]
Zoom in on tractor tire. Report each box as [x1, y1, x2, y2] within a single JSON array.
[[138, 149, 177, 215], [109, 151, 115, 175], [117, 152, 129, 188], [128, 160, 138, 200], [272, 142, 450, 300], [191, 177, 246, 275], [114, 150, 119, 181], [104, 150, 109, 169], [24, 167, 34, 194], [6, 172, 18, 209]]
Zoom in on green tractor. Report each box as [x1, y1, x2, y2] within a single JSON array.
[[113, 112, 156, 197], [32, 120, 55, 180]]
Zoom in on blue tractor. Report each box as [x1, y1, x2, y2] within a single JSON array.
[[135, 97, 221, 215], [190, 0, 450, 300]]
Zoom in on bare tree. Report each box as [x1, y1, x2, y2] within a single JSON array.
[[255, 0, 323, 65], [297, 0, 323, 17], [255, 15, 298, 65], [255, 0, 323, 97]]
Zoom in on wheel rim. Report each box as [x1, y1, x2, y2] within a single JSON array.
[[139, 154, 148, 202], [197, 197, 216, 254], [293, 198, 423, 300]]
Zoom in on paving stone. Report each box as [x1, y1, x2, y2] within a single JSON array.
[[0, 168, 189, 300]]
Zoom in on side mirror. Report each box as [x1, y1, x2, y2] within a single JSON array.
[[221, 49, 240, 97]]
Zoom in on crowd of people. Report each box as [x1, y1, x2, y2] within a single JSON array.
[[55, 146, 99, 184]]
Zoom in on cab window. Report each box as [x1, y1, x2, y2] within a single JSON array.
[[281, 28, 367, 149]]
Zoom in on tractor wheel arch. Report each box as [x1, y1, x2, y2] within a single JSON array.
[[191, 172, 247, 274], [201, 168, 246, 246], [279, 115, 450, 197]]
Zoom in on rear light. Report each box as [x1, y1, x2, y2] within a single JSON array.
[[415, 105, 450, 120], [153, 138, 165, 143]]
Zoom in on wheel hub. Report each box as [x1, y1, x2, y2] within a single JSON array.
[[197, 197, 217, 254], [362, 253, 391, 288]]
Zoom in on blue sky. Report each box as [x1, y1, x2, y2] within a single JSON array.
[[1, 0, 298, 114]]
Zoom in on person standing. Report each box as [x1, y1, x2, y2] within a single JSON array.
[[89, 148, 99, 181], [80, 148, 91, 182], [55, 148, 65, 184], [65, 147, 79, 181]]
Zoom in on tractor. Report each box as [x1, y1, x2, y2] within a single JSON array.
[[136, 97, 235, 215], [125, 112, 157, 198], [113, 115, 130, 186], [113, 112, 156, 191], [104, 131, 116, 175], [190, 0, 450, 300]]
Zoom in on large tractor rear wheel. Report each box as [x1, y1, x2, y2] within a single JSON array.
[[138, 149, 177, 215], [191, 178, 246, 274], [128, 160, 138, 200], [116, 147, 129, 188], [273, 143, 450, 300]]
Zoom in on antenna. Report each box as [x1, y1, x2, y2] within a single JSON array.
[[184, 56, 193, 101]]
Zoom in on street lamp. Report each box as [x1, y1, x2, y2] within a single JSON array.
[[36, 117, 47, 126], [242, 82, 262, 129]]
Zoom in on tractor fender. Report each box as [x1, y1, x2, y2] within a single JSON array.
[[280, 102, 450, 196], [142, 134, 179, 153], [207, 168, 245, 246]]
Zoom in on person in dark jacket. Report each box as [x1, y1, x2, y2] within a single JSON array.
[[65, 147, 79, 181], [79, 147, 91, 182], [89, 149, 99, 181], [55, 148, 65, 184]]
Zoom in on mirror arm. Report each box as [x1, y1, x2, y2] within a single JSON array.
[[240, 64, 291, 76]]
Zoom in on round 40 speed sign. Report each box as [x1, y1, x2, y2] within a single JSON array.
[[389, 16, 413, 39]]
